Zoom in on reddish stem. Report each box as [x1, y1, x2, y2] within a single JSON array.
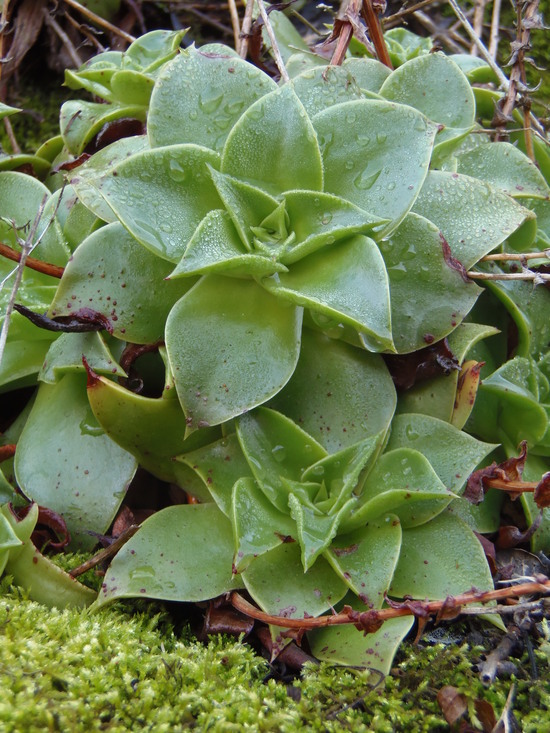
[[361, 0, 393, 69], [230, 577, 550, 631], [0, 243, 64, 279], [0, 444, 16, 462]]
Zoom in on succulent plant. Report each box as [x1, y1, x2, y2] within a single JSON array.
[[1, 18, 549, 673]]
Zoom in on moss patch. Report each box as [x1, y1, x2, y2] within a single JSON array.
[[1, 560, 548, 732]]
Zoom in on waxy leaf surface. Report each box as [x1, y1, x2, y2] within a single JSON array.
[[166, 276, 302, 428], [95, 504, 243, 607], [49, 223, 193, 343], [269, 330, 396, 452], [89, 145, 222, 262], [313, 100, 437, 234], [14, 374, 137, 549], [148, 48, 277, 151], [221, 84, 323, 195]]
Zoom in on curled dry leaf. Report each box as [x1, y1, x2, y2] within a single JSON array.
[[464, 442, 528, 504], [437, 685, 468, 726]]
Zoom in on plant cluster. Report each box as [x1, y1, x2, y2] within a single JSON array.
[[0, 12, 549, 673]]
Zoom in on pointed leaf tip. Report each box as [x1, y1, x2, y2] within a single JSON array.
[[82, 355, 100, 388]]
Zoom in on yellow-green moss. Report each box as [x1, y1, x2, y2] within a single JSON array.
[[0, 559, 548, 732]]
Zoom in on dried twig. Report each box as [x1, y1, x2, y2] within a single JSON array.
[[481, 251, 550, 262], [0, 196, 48, 368], [257, 0, 289, 82], [447, 0, 511, 91], [360, 0, 392, 68], [240, 0, 255, 59], [63, 0, 135, 44], [471, 0, 487, 57], [466, 270, 550, 282], [495, 0, 540, 158], [384, 0, 440, 27], [227, 0, 241, 52], [230, 576, 550, 631], [69, 524, 141, 578], [489, 0, 503, 59], [42, 7, 83, 69], [0, 242, 65, 279]]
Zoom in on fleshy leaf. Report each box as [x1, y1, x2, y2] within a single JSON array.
[[170, 209, 286, 278], [389, 512, 494, 599], [313, 100, 437, 235], [95, 504, 243, 608], [263, 235, 393, 352], [520, 454, 550, 552], [342, 448, 455, 532], [0, 102, 21, 119], [86, 369, 220, 500], [342, 57, 391, 93], [290, 65, 365, 117], [88, 145, 223, 262], [0, 172, 68, 267], [386, 414, 496, 494], [231, 477, 297, 572], [325, 516, 402, 606], [379, 213, 481, 353], [110, 70, 155, 105], [122, 29, 185, 73], [48, 223, 193, 343], [289, 492, 356, 571], [472, 357, 548, 447], [1, 504, 96, 608], [180, 433, 251, 517], [60, 100, 145, 155], [39, 332, 126, 383], [456, 142, 549, 200], [222, 84, 323, 195], [269, 329, 396, 453], [207, 167, 280, 251], [412, 171, 532, 268], [302, 433, 385, 509], [166, 276, 302, 429], [14, 374, 137, 549], [281, 191, 386, 265], [309, 610, 413, 675], [482, 267, 550, 361], [242, 542, 348, 619], [236, 407, 326, 513], [396, 322, 499, 422], [147, 47, 277, 151], [380, 52, 475, 129], [70, 135, 149, 223]]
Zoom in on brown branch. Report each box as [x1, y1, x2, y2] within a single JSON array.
[[230, 577, 550, 631], [360, 0, 393, 69], [494, 0, 540, 154], [481, 251, 550, 262], [63, 0, 135, 44], [227, 0, 241, 52], [466, 270, 550, 282], [0, 444, 16, 462], [42, 7, 83, 69], [69, 524, 140, 578], [384, 0, 440, 27], [0, 242, 64, 278], [483, 477, 538, 493]]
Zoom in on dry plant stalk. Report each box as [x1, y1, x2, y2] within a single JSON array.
[[231, 577, 550, 631]]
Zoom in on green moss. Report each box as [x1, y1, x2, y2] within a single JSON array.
[[0, 76, 69, 155], [0, 560, 548, 732]]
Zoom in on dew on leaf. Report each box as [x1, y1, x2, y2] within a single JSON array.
[[271, 445, 287, 462], [353, 168, 382, 191], [199, 91, 223, 114]]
